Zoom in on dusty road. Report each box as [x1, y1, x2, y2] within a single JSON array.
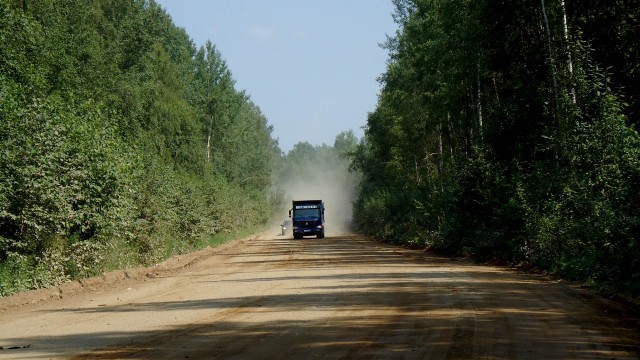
[[0, 231, 638, 359]]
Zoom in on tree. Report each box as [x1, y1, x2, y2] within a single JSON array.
[[0, 0, 281, 296], [353, 0, 640, 292]]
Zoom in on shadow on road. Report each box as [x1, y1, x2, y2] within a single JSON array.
[[3, 234, 639, 359]]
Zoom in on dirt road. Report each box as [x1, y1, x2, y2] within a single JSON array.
[[1, 231, 638, 359]]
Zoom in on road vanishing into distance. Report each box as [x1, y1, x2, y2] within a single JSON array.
[[1, 230, 639, 359]]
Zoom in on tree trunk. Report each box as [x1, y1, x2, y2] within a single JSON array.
[[437, 121, 443, 189], [541, 0, 559, 109], [477, 66, 484, 142], [414, 156, 420, 185], [560, 0, 577, 104], [206, 130, 211, 163], [446, 112, 454, 158]]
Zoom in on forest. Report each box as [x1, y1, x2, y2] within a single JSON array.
[[0, 0, 282, 295], [351, 0, 640, 295]]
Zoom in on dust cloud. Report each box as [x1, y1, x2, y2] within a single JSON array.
[[273, 153, 360, 237]]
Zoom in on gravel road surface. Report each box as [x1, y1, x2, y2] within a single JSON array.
[[1, 231, 638, 359]]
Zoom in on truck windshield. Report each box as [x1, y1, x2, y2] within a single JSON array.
[[293, 208, 320, 219]]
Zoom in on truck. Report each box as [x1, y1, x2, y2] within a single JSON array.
[[289, 200, 325, 239]]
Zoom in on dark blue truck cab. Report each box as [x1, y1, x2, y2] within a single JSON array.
[[289, 200, 325, 239]]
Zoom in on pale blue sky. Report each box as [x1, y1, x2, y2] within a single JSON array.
[[154, 0, 398, 153]]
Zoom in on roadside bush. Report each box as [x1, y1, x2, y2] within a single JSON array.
[[0, 92, 135, 292]]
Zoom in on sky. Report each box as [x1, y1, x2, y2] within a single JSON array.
[[154, 0, 398, 153]]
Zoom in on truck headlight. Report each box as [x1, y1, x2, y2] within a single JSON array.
[[316, 225, 324, 229]]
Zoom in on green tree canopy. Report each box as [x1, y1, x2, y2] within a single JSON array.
[[353, 0, 640, 293], [0, 0, 281, 296]]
